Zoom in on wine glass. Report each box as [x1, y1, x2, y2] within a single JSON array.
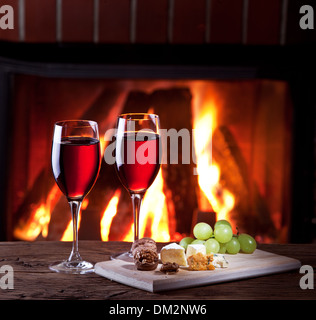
[[112, 113, 161, 261], [50, 120, 101, 274]]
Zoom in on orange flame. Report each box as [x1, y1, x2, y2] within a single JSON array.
[[100, 189, 121, 241], [60, 199, 88, 241], [119, 107, 171, 242], [16, 85, 238, 242], [193, 97, 235, 229], [60, 212, 82, 241], [122, 169, 170, 242], [13, 185, 60, 241]]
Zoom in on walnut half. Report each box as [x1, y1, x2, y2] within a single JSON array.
[[133, 248, 158, 271], [160, 262, 179, 274]]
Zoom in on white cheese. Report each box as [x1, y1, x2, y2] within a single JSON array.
[[161, 243, 183, 250], [186, 244, 206, 258], [160, 243, 187, 267], [212, 254, 228, 268]]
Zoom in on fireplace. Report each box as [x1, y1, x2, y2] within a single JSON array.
[[0, 42, 315, 244], [0, 0, 315, 245]]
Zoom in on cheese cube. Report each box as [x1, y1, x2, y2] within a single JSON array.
[[187, 253, 215, 271], [186, 244, 206, 258], [212, 254, 228, 268], [160, 243, 187, 267]]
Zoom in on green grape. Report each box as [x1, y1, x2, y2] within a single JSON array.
[[214, 224, 233, 243], [204, 238, 220, 254], [226, 237, 240, 254], [193, 222, 213, 240], [238, 233, 257, 253], [179, 237, 194, 250], [218, 242, 227, 253], [191, 239, 206, 245], [214, 219, 232, 230]]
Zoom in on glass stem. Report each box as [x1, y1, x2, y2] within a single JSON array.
[[131, 193, 144, 243], [68, 200, 82, 263]]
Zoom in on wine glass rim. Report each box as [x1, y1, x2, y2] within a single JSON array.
[[54, 120, 98, 127], [118, 113, 159, 120]]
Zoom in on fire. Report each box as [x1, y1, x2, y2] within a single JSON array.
[[142, 169, 170, 242], [193, 98, 235, 228], [13, 185, 60, 241], [60, 212, 82, 241], [60, 198, 88, 241], [198, 161, 235, 221], [122, 168, 170, 242], [15, 85, 236, 242], [110, 106, 171, 242], [100, 189, 121, 241], [13, 204, 50, 241]]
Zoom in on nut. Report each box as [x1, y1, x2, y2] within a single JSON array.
[[131, 237, 157, 256], [133, 248, 158, 271], [160, 262, 179, 274]]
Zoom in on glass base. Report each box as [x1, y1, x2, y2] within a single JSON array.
[[49, 260, 94, 274], [110, 251, 133, 262]]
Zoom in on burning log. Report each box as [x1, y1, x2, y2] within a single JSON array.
[[212, 125, 277, 238], [105, 91, 156, 240], [12, 170, 58, 240], [116, 90, 151, 114], [212, 125, 250, 217], [62, 87, 126, 240], [78, 163, 122, 241], [46, 194, 70, 240], [13, 86, 123, 241], [191, 210, 216, 233], [105, 88, 199, 240], [150, 88, 199, 235]]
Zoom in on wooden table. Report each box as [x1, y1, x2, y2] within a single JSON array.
[[0, 241, 315, 300]]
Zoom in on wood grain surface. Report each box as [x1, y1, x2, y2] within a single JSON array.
[[0, 241, 315, 300]]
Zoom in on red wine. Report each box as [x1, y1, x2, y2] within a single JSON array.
[[52, 137, 100, 200], [115, 132, 161, 193]]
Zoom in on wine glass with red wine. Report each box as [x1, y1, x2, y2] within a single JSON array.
[[50, 120, 101, 274], [112, 113, 161, 261]]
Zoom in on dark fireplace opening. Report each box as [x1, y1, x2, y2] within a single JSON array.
[[0, 43, 315, 244]]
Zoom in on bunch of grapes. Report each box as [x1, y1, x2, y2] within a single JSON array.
[[179, 220, 256, 254]]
